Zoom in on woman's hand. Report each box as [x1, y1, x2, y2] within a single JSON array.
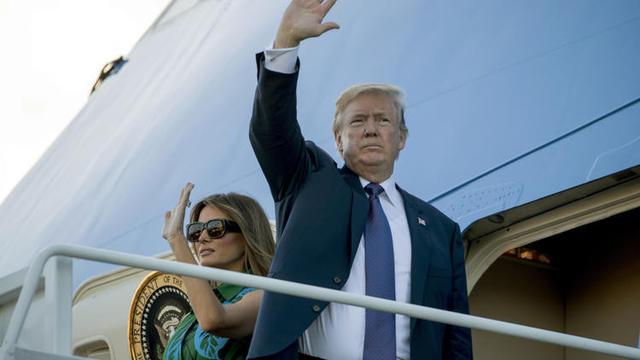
[[162, 182, 194, 244]]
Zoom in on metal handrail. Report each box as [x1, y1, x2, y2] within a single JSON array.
[[2, 244, 640, 359]]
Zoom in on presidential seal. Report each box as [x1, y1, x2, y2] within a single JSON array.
[[129, 271, 191, 360]]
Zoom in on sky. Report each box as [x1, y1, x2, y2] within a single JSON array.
[[0, 0, 171, 204]]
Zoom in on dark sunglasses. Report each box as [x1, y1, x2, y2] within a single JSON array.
[[186, 219, 241, 242]]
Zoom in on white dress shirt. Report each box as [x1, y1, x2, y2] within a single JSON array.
[[265, 46, 412, 360]]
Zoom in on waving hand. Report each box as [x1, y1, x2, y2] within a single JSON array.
[[162, 182, 194, 244], [275, 0, 340, 48]]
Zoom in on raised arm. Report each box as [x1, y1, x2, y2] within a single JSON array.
[[162, 183, 262, 338], [249, 0, 340, 201]]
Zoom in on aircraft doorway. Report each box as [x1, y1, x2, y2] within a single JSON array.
[[469, 206, 640, 360]]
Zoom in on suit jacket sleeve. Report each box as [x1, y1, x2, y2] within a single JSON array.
[[249, 52, 310, 202], [444, 223, 473, 359]]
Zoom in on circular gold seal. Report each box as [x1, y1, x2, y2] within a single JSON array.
[[128, 271, 191, 360]]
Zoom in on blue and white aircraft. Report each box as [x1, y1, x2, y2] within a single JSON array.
[[0, 1, 638, 359]]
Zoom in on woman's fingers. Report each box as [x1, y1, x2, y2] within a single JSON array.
[[163, 183, 194, 241], [180, 182, 194, 206], [176, 182, 194, 208]]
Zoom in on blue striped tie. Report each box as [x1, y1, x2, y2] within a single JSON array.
[[363, 183, 396, 360]]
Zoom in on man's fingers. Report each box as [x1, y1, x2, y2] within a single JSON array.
[[319, 0, 337, 17], [318, 21, 340, 35]]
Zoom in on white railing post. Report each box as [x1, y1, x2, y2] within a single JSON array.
[[44, 256, 73, 355], [1, 246, 54, 359]]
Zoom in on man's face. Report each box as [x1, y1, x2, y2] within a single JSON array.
[[334, 93, 406, 181]]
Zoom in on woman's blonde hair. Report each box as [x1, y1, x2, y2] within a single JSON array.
[[189, 193, 275, 276]]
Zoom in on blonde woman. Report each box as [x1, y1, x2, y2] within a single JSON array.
[[162, 183, 275, 360]]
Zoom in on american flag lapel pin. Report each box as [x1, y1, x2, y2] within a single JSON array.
[[418, 217, 426, 226]]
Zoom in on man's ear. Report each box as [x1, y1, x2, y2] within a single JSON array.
[[335, 131, 344, 156], [398, 131, 407, 151]]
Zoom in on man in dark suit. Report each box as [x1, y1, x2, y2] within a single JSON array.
[[248, 1, 472, 359]]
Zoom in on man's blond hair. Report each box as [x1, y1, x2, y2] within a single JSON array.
[[332, 83, 408, 136]]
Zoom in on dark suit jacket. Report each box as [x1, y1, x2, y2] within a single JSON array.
[[248, 53, 472, 360]]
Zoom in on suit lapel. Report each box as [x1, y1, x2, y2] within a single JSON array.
[[397, 186, 432, 330], [340, 166, 368, 262]]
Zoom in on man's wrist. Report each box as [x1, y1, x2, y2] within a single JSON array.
[[274, 35, 299, 49], [274, 24, 300, 49]]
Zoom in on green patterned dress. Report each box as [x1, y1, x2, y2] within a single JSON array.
[[162, 284, 255, 360]]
